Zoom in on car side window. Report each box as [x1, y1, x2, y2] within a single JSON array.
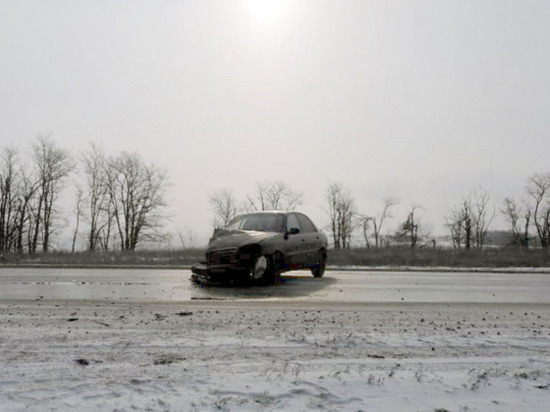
[[285, 214, 300, 232], [296, 214, 316, 233]]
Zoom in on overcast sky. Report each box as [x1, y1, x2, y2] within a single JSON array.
[[1, 0, 549, 246]]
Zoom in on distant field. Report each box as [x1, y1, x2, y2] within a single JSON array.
[[1, 247, 550, 269], [328, 247, 550, 268], [0, 249, 206, 268]]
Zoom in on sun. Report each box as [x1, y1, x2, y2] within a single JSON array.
[[246, 0, 288, 25]]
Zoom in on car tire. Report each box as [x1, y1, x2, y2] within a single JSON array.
[[311, 250, 326, 278], [252, 255, 275, 285]]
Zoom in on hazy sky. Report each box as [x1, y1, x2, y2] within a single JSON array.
[[1, 0, 549, 246]]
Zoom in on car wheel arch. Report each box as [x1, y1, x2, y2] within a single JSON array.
[[272, 250, 287, 270]]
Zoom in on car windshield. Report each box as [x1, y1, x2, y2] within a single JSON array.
[[225, 213, 285, 232]]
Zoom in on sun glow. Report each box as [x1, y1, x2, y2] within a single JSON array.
[[246, 0, 288, 25]]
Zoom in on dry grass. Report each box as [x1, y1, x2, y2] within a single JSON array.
[[0, 248, 206, 268], [328, 247, 550, 268], [1, 246, 549, 268]]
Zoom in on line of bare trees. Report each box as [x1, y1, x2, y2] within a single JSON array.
[[79, 146, 169, 252], [209, 181, 410, 250], [462, 173, 550, 251], [4, 137, 548, 253], [324, 183, 425, 250], [328, 176, 550, 251], [208, 181, 303, 230], [503, 172, 550, 249], [0, 138, 169, 253], [445, 188, 496, 250], [208, 176, 550, 251], [0, 137, 73, 253]]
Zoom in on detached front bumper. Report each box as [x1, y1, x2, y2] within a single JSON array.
[[191, 262, 250, 284]]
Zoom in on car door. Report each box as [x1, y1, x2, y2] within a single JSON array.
[[296, 213, 322, 266], [284, 213, 305, 268]]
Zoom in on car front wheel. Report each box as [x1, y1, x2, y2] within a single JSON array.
[[251, 255, 275, 285]]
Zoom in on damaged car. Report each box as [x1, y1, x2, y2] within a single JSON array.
[[191, 211, 328, 285]]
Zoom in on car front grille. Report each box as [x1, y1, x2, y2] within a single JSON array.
[[207, 248, 237, 266]]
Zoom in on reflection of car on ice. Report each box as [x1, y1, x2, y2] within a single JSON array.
[[191, 211, 328, 285]]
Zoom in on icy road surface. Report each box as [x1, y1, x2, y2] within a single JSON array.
[[1, 268, 550, 411], [0, 267, 549, 303]]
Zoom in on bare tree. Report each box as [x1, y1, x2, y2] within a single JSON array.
[[446, 207, 463, 249], [361, 218, 371, 248], [361, 198, 398, 248], [471, 187, 496, 249], [463, 201, 473, 249], [446, 190, 494, 250], [80, 144, 110, 251], [96, 199, 115, 251], [31, 136, 73, 252], [326, 182, 355, 249], [176, 226, 198, 250], [501, 197, 520, 245], [326, 183, 340, 248], [71, 188, 84, 253], [395, 206, 421, 248], [502, 197, 531, 247], [0, 147, 18, 252], [446, 199, 473, 249], [105, 152, 168, 251], [175, 229, 186, 250], [0, 148, 39, 254], [246, 181, 302, 211], [12, 170, 38, 253], [209, 189, 239, 229], [526, 172, 550, 249]]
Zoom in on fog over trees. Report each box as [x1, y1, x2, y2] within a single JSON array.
[[1, 137, 549, 253]]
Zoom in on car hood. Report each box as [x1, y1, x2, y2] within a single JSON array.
[[208, 230, 280, 251]]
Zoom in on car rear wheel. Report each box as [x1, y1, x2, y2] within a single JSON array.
[[311, 250, 326, 278]]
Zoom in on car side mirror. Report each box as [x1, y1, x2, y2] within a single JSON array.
[[284, 227, 300, 240]]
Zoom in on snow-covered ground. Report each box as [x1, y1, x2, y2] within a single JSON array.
[[1, 298, 549, 411]]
